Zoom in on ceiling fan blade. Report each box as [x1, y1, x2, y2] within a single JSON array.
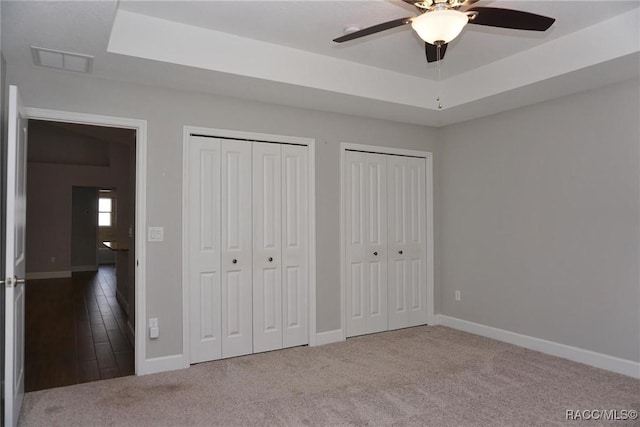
[[401, 0, 418, 4], [425, 42, 447, 63], [466, 7, 555, 31], [333, 17, 412, 43]]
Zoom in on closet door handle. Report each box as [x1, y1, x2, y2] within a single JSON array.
[[268, 257, 273, 262], [398, 250, 403, 255], [232, 259, 238, 264], [373, 252, 378, 256]]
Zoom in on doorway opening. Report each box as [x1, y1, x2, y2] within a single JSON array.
[[24, 120, 136, 391]]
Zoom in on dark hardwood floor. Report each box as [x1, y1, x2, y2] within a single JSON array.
[[25, 266, 134, 392]]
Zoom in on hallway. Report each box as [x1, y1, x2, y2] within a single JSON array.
[[25, 266, 134, 392]]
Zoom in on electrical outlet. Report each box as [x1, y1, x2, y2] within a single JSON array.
[[50, 256, 56, 264], [148, 227, 164, 242], [455, 290, 461, 301]]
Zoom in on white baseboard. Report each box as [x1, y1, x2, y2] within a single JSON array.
[[138, 354, 186, 376], [435, 314, 640, 379], [116, 289, 130, 315], [313, 329, 345, 346], [25, 271, 71, 280], [71, 265, 98, 273]]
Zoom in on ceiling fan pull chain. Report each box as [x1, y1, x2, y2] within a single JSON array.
[[437, 43, 443, 110]]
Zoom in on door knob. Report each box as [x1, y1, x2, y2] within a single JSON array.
[[268, 257, 273, 262], [4, 277, 25, 288], [398, 250, 403, 255], [373, 252, 378, 256], [232, 259, 238, 264]]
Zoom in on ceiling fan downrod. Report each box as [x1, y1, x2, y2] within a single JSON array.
[[436, 43, 443, 110]]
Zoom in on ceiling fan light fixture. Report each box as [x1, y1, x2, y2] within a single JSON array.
[[411, 9, 468, 44]]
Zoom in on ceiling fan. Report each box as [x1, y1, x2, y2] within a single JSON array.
[[333, 0, 556, 63]]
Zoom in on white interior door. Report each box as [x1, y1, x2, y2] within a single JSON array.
[[387, 155, 427, 330], [281, 144, 309, 348], [188, 136, 222, 363], [221, 140, 253, 358], [4, 85, 27, 427], [252, 142, 283, 353], [345, 151, 388, 337]]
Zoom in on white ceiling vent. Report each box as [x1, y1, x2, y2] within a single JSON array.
[[31, 46, 93, 73]]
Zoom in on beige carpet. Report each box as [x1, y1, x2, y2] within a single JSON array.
[[20, 326, 640, 426]]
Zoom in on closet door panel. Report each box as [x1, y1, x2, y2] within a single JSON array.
[[221, 140, 253, 358], [188, 136, 222, 363], [346, 151, 388, 336], [282, 144, 309, 348], [388, 156, 427, 330], [345, 151, 368, 337], [406, 157, 427, 326], [365, 153, 388, 334], [387, 156, 409, 330], [253, 143, 283, 353]]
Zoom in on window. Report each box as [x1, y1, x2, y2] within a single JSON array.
[[99, 197, 113, 227]]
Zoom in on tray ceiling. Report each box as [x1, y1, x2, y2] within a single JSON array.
[[2, 1, 639, 126]]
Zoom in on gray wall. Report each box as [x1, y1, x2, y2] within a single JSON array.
[[438, 79, 640, 362], [7, 66, 438, 358]]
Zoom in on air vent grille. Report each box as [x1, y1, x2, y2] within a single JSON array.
[[31, 46, 93, 73]]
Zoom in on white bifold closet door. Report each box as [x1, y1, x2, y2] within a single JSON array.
[[387, 155, 427, 330], [345, 151, 388, 337], [345, 151, 427, 338], [189, 136, 308, 363], [252, 143, 309, 353], [188, 136, 253, 361]]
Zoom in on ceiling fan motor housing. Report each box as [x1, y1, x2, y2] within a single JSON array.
[[416, 0, 468, 11]]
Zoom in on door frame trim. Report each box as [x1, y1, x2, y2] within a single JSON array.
[[24, 107, 148, 374], [340, 142, 435, 339], [181, 126, 317, 366]]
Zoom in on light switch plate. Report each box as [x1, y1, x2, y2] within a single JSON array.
[[148, 227, 164, 242], [149, 318, 159, 338]]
